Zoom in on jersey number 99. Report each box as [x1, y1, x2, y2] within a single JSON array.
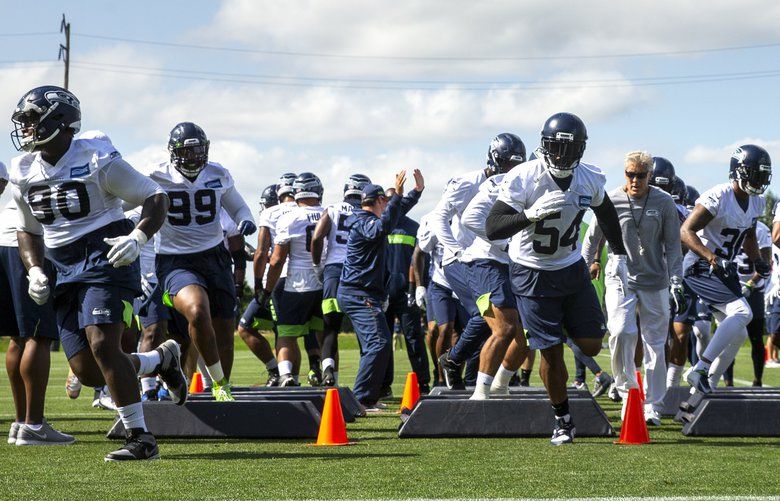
[[167, 189, 217, 226]]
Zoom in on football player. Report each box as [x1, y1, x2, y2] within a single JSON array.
[[10, 86, 186, 461], [311, 174, 372, 386], [150, 122, 256, 402], [433, 133, 526, 389], [237, 183, 281, 385], [260, 173, 325, 386], [459, 133, 529, 399], [486, 112, 627, 444], [649, 157, 676, 195], [680, 145, 771, 393]]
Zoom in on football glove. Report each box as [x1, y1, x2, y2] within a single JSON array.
[[104, 228, 148, 268], [415, 285, 427, 309], [140, 274, 155, 302], [255, 288, 271, 310], [741, 282, 754, 298], [754, 260, 771, 279], [524, 191, 567, 222], [237, 220, 257, 236], [669, 276, 687, 315], [710, 258, 737, 281], [27, 266, 50, 305]]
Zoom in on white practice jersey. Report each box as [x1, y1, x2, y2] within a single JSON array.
[[735, 220, 771, 290], [460, 173, 509, 264], [0, 201, 19, 247], [258, 201, 296, 280], [417, 214, 451, 289], [498, 159, 606, 271], [694, 183, 764, 262], [150, 161, 253, 255], [9, 133, 161, 248], [125, 207, 157, 280], [220, 207, 240, 249], [431, 169, 486, 265], [275, 205, 324, 292], [323, 201, 356, 266]]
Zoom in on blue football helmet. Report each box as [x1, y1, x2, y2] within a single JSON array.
[[670, 176, 686, 204], [650, 157, 676, 193], [684, 185, 700, 209], [343, 173, 371, 199], [168, 122, 209, 178], [260, 184, 279, 209], [730, 144, 772, 195], [487, 133, 526, 175], [293, 172, 324, 201], [11, 85, 81, 152], [276, 172, 297, 198], [539, 112, 587, 178]]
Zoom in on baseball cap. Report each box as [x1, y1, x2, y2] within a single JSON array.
[[361, 183, 386, 203]]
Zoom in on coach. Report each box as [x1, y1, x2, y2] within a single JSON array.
[[337, 170, 424, 410], [582, 151, 683, 426]]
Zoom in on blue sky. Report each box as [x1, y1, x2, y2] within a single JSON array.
[[2, 0, 780, 220]]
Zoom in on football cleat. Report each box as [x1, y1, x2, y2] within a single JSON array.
[[279, 376, 300, 387], [607, 382, 622, 403], [65, 373, 82, 399], [592, 372, 614, 398], [141, 389, 158, 402], [7, 422, 20, 445], [419, 383, 430, 395], [308, 367, 322, 387], [550, 416, 576, 445], [438, 352, 465, 390], [15, 419, 75, 446], [322, 367, 336, 387], [154, 340, 188, 405], [363, 402, 388, 413], [104, 428, 159, 462], [572, 380, 588, 392], [265, 368, 281, 387], [684, 366, 712, 394], [92, 386, 116, 411], [212, 380, 235, 402], [644, 408, 662, 427]]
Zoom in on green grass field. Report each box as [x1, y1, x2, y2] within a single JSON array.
[[1, 335, 778, 500]]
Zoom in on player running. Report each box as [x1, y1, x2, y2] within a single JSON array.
[[150, 122, 256, 402], [680, 144, 771, 393], [486, 112, 627, 445], [10, 86, 186, 461], [311, 173, 372, 386]]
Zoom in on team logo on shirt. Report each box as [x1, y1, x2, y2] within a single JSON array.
[[91, 308, 111, 316], [578, 195, 592, 208], [646, 209, 659, 217], [205, 179, 223, 188], [70, 164, 90, 177]]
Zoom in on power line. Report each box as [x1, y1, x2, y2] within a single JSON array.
[[0, 32, 59, 37], [73, 32, 780, 62]]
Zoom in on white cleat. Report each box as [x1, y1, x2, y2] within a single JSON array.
[[683, 366, 712, 394], [644, 408, 662, 427], [7, 422, 20, 445], [65, 374, 82, 399], [92, 386, 117, 411]]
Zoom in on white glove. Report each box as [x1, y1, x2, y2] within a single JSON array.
[[140, 274, 155, 302], [415, 286, 427, 309], [103, 229, 148, 268], [27, 266, 50, 305], [524, 191, 567, 222], [605, 254, 629, 292]]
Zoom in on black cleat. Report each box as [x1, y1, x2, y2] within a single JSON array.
[[154, 340, 188, 405], [308, 367, 322, 387], [438, 352, 465, 390], [280, 375, 300, 387], [419, 383, 431, 395], [265, 368, 280, 387], [104, 428, 159, 462], [322, 367, 336, 387]]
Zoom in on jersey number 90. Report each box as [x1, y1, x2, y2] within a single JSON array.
[[27, 182, 91, 224], [167, 189, 217, 226]]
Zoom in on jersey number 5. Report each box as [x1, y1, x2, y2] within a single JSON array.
[[27, 182, 91, 224], [532, 210, 585, 255], [167, 189, 216, 226]]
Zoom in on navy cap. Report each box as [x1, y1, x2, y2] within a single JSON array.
[[361, 183, 386, 202]]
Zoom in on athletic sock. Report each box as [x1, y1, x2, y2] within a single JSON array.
[[206, 361, 225, 384], [666, 363, 683, 388], [117, 402, 147, 432], [140, 377, 157, 393], [26, 423, 42, 431], [472, 372, 494, 399], [134, 351, 161, 376], [322, 358, 335, 371], [265, 358, 278, 371], [552, 399, 570, 422], [278, 360, 293, 377], [492, 365, 515, 389]]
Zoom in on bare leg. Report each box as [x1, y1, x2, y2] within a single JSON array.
[[173, 285, 222, 372], [212, 317, 236, 380], [540, 344, 568, 405], [19, 337, 51, 424], [84, 323, 142, 407], [6, 338, 25, 422]]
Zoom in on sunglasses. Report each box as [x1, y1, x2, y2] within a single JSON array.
[[625, 171, 648, 180]]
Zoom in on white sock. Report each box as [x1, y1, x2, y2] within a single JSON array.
[[322, 358, 335, 371], [279, 360, 293, 377], [117, 402, 147, 432], [470, 384, 490, 400], [265, 358, 278, 371], [492, 365, 515, 389], [140, 377, 157, 393], [26, 423, 42, 431], [134, 351, 161, 376], [666, 363, 683, 388], [476, 371, 494, 387], [206, 361, 225, 384]]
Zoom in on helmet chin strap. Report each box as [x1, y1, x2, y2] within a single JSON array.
[[740, 178, 764, 195]]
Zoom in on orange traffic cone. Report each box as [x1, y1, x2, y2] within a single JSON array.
[[635, 370, 645, 401], [315, 388, 354, 446], [615, 388, 650, 445], [189, 372, 204, 393], [399, 372, 421, 412]]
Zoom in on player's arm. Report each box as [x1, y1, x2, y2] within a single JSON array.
[[263, 242, 289, 296], [13, 187, 49, 305], [431, 177, 467, 254], [227, 234, 246, 299], [412, 244, 426, 287], [461, 190, 494, 238], [222, 183, 256, 236], [485, 201, 532, 240], [581, 221, 605, 279], [311, 210, 332, 266], [591, 194, 627, 255], [253, 226, 272, 294], [399, 169, 424, 215], [375, 171, 408, 237], [680, 205, 716, 264], [773, 221, 780, 248]]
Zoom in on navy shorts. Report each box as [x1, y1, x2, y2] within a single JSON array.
[[273, 287, 323, 337], [239, 297, 274, 331], [510, 260, 606, 351], [157, 244, 236, 320], [55, 283, 136, 359], [429, 281, 458, 325], [0, 247, 57, 339], [443, 260, 479, 318], [133, 283, 169, 329], [683, 260, 742, 307], [465, 259, 515, 316], [673, 288, 700, 325], [322, 263, 343, 315]]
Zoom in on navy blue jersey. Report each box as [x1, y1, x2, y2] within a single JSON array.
[[385, 215, 419, 298]]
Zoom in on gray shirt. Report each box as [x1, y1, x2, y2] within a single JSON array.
[[582, 185, 682, 291]]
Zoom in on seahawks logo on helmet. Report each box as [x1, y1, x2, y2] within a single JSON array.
[[730, 144, 772, 195], [11, 85, 82, 152], [292, 172, 324, 201], [343, 173, 371, 199]]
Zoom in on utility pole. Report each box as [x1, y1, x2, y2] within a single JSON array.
[[59, 14, 70, 89]]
